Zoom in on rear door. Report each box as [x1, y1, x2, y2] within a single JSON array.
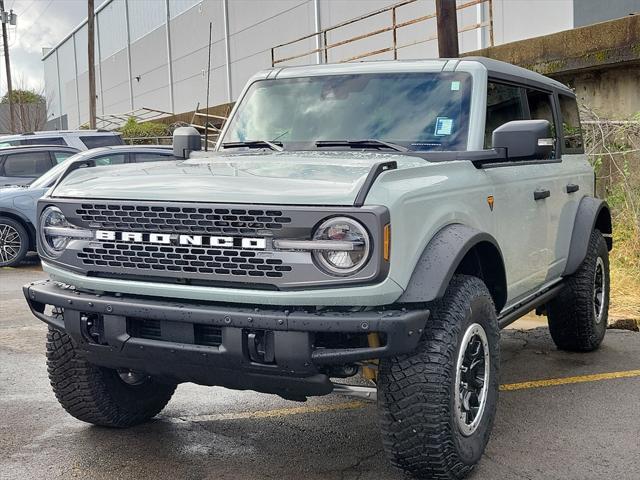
[[553, 94, 592, 273]]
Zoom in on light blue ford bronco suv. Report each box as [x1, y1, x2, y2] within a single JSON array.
[[24, 57, 612, 479]]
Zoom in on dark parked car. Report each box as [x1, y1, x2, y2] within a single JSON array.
[[0, 145, 80, 187], [0, 145, 176, 267]]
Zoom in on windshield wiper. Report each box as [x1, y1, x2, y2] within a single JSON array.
[[222, 140, 284, 152], [315, 139, 409, 152]]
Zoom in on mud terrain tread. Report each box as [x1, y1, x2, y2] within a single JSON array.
[[378, 275, 499, 480], [46, 327, 176, 427], [547, 229, 609, 352]]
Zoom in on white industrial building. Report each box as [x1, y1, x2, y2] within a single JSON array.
[[42, 0, 640, 129]]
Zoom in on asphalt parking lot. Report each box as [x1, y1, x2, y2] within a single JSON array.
[[1, 263, 639, 480]]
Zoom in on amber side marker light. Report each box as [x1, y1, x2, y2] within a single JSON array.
[[383, 224, 391, 261]]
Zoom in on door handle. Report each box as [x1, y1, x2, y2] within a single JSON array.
[[566, 183, 580, 194], [533, 189, 551, 201]]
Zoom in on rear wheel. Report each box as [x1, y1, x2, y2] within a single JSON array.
[[378, 275, 500, 479], [0, 217, 29, 267], [47, 327, 176, 427], [547, 229, 609, 352]]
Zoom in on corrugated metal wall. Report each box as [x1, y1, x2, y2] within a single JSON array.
[[43, 0, 577, 129]]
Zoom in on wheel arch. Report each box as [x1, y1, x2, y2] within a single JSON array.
[[0, 209, 36, 249], [563, 197, 612, 277], [397, 224, 507, 312]]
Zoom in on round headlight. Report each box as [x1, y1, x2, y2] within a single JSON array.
[[312, 217, 370, 275], [40, 206, 71, 257]]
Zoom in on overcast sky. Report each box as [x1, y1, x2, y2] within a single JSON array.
[[1, 0, 92, 96]]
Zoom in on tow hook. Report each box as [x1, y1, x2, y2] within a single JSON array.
[[246, 330, 276, 364]]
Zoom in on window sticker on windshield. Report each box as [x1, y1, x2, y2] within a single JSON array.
[[451, 81, 460, 91], [435, 117, 454, 136]]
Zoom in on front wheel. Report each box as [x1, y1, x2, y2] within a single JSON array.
[[378, 275, 500, 479], [47, 327, 176, 427]]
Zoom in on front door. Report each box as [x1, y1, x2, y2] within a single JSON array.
[[483, 81, 556, 304]]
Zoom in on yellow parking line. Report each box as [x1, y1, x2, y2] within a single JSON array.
[[173, 370, 640, 423], [173, 400, 366, 423], [500, 369, 640, 391]]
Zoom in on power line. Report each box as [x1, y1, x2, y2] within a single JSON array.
[[23, 0, 52, 29], [17, 0, 36, 17]]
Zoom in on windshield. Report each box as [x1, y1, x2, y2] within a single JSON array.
[[221, 72, 472, 151], [29, 152, 83, 189]]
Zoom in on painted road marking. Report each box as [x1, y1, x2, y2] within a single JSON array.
[[500, 369, 640, 391], [169, 400, 366, 423], [170, 369, 640, 423]]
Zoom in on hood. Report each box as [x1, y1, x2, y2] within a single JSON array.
[[52, 150, 426, 205]]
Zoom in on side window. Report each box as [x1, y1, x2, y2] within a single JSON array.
[[559, 95, 584, 154], [133, 152, 172, 163], [525, 89, 557, 155], [2, 151, 53, 177], [81, 135, 124, 149], [53, 151, 75, 163], [23, 137, 67, 146], [485, 82, 525, 148], [93, 153, 127, 166]]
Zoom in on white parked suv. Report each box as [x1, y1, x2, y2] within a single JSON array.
[[0, 130, 123, 150]]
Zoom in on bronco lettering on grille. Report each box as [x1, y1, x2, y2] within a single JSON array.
[[95, 230, 267, 249]]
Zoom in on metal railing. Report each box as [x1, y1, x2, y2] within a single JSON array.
[[123, 134, 218, 147], [271, 0, 494, 67]]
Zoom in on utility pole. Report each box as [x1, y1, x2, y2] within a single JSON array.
[[87, 0, 97, 129], [435, 0, 459, 58], [0, 0, 16, 132], [204, 22, 212, 151]]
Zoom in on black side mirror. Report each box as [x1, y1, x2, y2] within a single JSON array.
[[492, 120, 554, 161]]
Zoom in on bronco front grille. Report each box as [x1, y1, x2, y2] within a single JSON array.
[[75, 203, 292, 235], [77, 242, 292, 278]]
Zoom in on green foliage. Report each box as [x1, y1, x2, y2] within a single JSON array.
[[120, 117, 169, 144], [0, 89, 45, 104]]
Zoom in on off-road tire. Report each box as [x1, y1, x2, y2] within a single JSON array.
[[0, 216, 29, 267], [378, 275, 500, 479], [46, 327, 176, 427], [547, 229, 609, 352]]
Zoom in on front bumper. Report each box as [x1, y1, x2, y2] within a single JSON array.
[[24, 280, 429, 398]]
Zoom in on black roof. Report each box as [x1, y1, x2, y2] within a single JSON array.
[[462, 57, 574, 96]]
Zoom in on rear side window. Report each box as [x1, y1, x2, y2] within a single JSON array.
[[485, 82, 525, 148], [559, 95, 584, 153], [133, 152, 172, 163], [2, 151, 53, 177], [53, 151, 75, 163], [81, 135, 123, 149], [93, 153, 127, 166], [23, 137, 67, 146]]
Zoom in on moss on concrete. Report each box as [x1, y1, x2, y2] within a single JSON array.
[[465, 15, 640, 75]]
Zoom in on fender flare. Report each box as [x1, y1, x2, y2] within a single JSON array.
[[563, 197, 612, 276], [397, 224, 507, 311]]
